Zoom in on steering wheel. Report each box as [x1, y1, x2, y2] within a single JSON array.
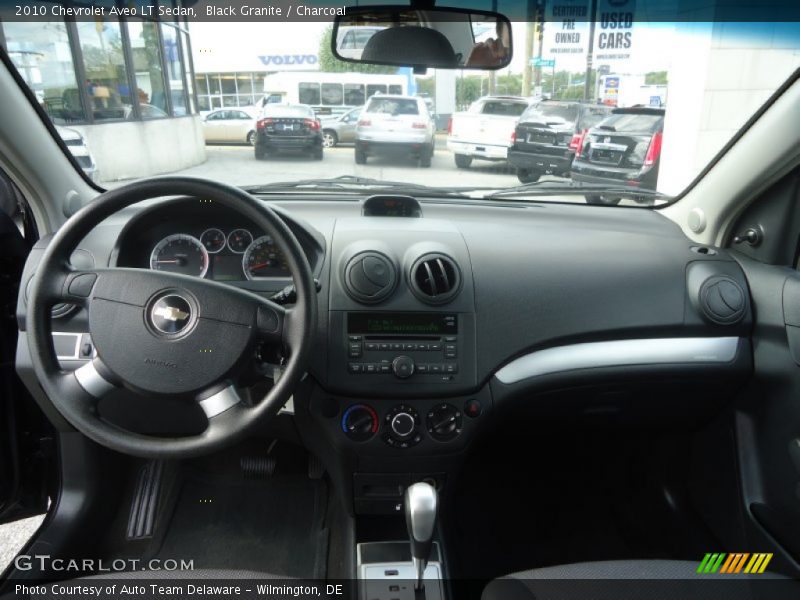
[[26, 177, 317, 458]]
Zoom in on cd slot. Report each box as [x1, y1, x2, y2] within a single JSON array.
[[363, 335, 440, 341]]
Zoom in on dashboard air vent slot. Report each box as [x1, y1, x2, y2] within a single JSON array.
[[410, 254, 461, 304]]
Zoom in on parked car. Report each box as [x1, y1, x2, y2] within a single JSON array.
[[320, 107, 362, 148], [203, 108, 258, 145], [508, 101, 612, 183], [254, 103, 323, 160], [355, 94, 435, 167], [54, 125, 96, 180], [447, 95, 532, 168], [122, 103, 168, 120], [570, 107, 665, 199]]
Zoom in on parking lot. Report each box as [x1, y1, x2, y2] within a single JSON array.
[[102, 137, 566, 190]]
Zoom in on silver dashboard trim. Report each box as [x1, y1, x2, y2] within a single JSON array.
[[198, 385, 241, 418], [74, 361, 117, 397], [494, 337, 741, 385], [53, 332, 82, 360]]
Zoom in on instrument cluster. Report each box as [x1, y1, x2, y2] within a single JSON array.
[[149, 227, 289, 281]]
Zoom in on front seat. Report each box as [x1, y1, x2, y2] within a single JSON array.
[[361, 26, 458, 68], [482, 560, 791, 600]]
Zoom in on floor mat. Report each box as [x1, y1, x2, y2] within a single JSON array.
[[155, 472, 328, 578]]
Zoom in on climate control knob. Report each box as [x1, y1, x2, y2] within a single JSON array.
[[391, 412, 416, 438], [392, 355, 415, 379], [427, 403, 463, 442], [341, 404, 378, 442], [383, 404, 421, 448]]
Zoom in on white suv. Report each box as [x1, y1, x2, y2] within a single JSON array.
[[355, 95, 435, 167]]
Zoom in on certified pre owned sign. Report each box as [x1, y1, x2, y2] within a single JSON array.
[[148, 294, 195, 335]]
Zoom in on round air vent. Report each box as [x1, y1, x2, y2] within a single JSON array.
[[343, 251, 397, 304], [698, 276, 746, 325], [409, 253, 461, 305]]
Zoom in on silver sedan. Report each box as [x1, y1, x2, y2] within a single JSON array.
[[320, 107, 362, 148], [202, 109, 259, 145]]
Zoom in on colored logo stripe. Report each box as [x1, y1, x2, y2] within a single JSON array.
[[699, 553, 773, 574]]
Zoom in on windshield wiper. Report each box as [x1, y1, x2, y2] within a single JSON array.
[[243, 176, 476, 198], [485, 180, 670, 202]]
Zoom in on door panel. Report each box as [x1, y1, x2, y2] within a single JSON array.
[[0, 172, 51, 525]]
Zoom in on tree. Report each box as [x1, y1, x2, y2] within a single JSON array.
[[317, 25, 396, 74], [645, 71, 668, 85]]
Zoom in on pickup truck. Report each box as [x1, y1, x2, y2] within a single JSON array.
[[446, 96, 532, 168]]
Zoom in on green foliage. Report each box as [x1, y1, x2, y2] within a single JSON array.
[[317, 24, 397, 74], [645, 71, 668, 85]]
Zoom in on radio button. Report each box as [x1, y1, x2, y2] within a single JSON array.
[[379, 363, 391, 374], [430, 343, 442, 351], [392, 355, 415, 379], [403, 343, 417, 351], [365, 363, 378, 374], [348, 362, 363, 374], [444, 336, 457, 343], [430, 364, 443, 374], [417, 343, 430, 351], [444, 363, 458, 374], [391, 343, 403, 351], [349, 343, 362, 358], [416, 364, 430, 374], [379, 343, 390, 351], [348, 335, 362, 342], [365, 342, 378, 351]]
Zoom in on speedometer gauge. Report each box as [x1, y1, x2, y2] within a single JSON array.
[[242, 236, 289, 280], [150, 234, 209, 278]]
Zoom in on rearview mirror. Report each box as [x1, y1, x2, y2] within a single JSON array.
[[332, 5, 512, 70]]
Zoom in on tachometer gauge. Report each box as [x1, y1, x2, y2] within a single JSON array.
[[243, 235, 289, 280], [200, 228, 226, 253], [227, 228, 252, 254], [150, 234, 209, 278]]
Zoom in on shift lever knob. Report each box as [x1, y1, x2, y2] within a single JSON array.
[[404, 481, 438, 590]]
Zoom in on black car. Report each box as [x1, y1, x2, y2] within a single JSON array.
[[570, 107, 665, 191], [508, 101, 612, 183], [254, 103, 323, 160]]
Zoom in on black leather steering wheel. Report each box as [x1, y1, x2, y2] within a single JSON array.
[[26, 177, 317, 458]]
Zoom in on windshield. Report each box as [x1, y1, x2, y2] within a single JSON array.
[[523, 103, 579, 123], [262, 104, 314, 119], [365, 97, 420, 115], [597, 112, 663, 133], [2, 3, 800, 204]]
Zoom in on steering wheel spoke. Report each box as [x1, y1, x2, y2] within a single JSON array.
[[73, 357, 119, 398], [254, 298, 289, 346], [197, 384, 244, 420], [39, 265, 98, 309]]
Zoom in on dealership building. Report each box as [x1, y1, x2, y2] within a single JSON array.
[[0, 1, 205, 182]]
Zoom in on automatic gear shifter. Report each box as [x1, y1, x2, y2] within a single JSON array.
[[404, 481, 438, 591]]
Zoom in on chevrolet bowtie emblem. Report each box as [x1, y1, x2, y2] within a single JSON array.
[[153, 306, 189, 322]]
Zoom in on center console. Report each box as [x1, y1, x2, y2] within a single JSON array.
[[303, 214, 489, 519]]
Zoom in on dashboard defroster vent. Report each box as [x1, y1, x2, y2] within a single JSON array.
[[410, 254, 461, 305]]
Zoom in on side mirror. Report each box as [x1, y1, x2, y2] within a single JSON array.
[[332, 5, 512, 70]]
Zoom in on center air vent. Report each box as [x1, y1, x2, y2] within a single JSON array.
[[409, 254, 461, 305], [343, 251, 397, 304]]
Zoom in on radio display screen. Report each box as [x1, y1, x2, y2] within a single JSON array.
[[348, 313, 457, 335]]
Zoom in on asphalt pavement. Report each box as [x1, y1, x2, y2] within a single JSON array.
[[100, 140, 566, 190]]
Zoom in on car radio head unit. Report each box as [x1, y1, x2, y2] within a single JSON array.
[[347, 312, 457, 336]]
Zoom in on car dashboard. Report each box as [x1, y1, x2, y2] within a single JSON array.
[[15, 193, 754, 515]]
